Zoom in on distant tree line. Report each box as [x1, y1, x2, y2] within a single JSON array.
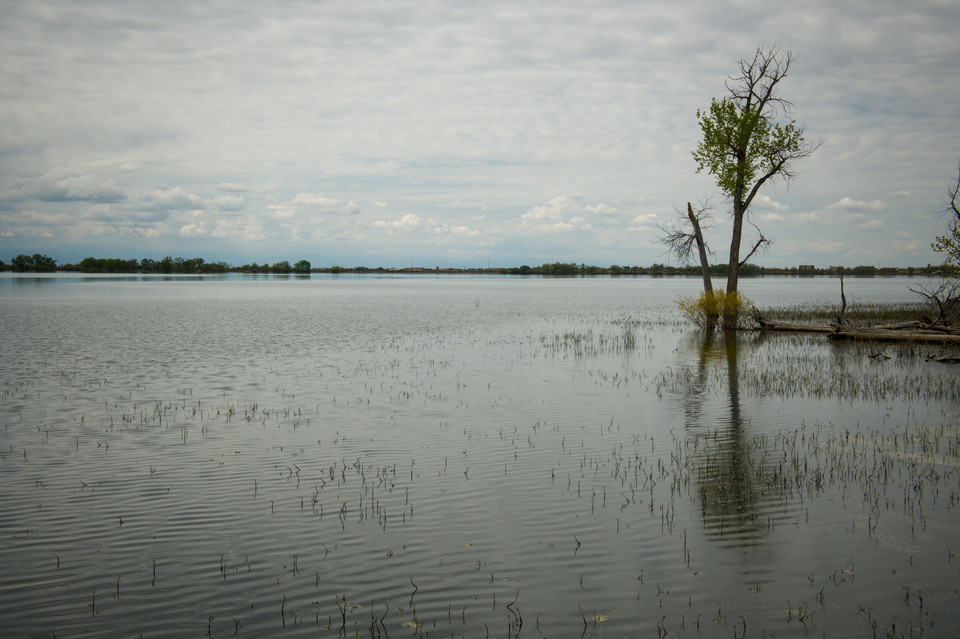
[[0, 253, 952, 277], [5, 253, 58, 272], [496, 262, 950, 277], [235, 260, 312, 274], [71, 256, 232, 274], [0, 254, 311, 274]]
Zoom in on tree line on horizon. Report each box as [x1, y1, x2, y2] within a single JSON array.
[[0, 253, 951, 278], [0, 254, 313, 274]]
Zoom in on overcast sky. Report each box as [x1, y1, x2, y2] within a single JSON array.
[[1, 0, 958, 268]]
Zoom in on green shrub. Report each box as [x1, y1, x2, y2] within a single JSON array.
[[676, 290, 753, 329]]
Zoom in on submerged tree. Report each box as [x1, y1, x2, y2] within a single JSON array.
[[692, 44, 820, 328]]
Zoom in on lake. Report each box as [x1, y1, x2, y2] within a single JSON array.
[[1, 273, 957, 638]]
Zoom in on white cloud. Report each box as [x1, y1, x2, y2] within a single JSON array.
[[290, 193, 343, 208], [144, 187, 202, 211], [287, 193, 361, 216], [522, 196, 579, 224], [585, 203, 620, 216], [179, 222, 206, 237], [521, 196, 605, 232], [752, 194, 790, 211], [242, 216, 266, 241], [268, 206, 295, 220], [627, 213, 658, 230], [371, 213, 421, 228], [826, 197, 887, 213], [432, 222, 481, 237]]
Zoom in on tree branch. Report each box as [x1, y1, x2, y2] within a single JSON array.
[[657, 199, 715, 264], [737, 220, 771, 267], [910, 279, 960, 326], [946, 159, 960, 222]]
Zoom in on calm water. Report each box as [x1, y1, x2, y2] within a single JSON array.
[[1, 274, 958, 638]]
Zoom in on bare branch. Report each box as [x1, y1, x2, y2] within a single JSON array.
[[656, 220, 698, 264], [737, 220, 771, 267], [946, 159, 960, 222], [725, 44, 796, 118], [910, 278, 960, 326], [657, 199, 714, 264], [742, 135, 822, 211]]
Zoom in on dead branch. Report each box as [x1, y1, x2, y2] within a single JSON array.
[[737, 220, 771, 267], [834, 275, 846, 327], [909, 279, 960, 327]]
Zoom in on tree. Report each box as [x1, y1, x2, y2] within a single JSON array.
[[10, 253, 56, 272], [293, 259, 311, 274], [692, 44, 820, 327], [932, 160, 960, 267]]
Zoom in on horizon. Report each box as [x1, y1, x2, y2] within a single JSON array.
[[2, 2, 959, 269], [0, 251, 947, 273]]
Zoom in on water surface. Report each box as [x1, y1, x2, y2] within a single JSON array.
[[1, 274, 957, 637]]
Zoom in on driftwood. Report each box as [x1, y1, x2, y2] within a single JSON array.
[[830, 329, 960, 344], [754, 320, 835, 333], [931, 354, 960, 363], [752, 308, 837, 333]]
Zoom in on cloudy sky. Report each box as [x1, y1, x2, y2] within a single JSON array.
[[1, 0, 958, 268]]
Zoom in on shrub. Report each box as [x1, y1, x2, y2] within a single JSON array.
[[676, 290, 753, 330]]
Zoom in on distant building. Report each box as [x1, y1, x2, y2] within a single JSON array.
[[798, 264, 815, 272]]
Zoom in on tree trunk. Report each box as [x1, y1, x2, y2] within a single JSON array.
[[687, 202, 717, 330], [724, 200, 745, 330], [687, 203, 714, 294]]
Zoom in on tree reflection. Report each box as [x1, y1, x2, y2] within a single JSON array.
[[683, 331, 785, 545]]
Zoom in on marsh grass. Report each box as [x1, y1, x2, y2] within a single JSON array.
[[757, 301, 930, 327]]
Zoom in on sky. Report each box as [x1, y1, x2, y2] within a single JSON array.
[[1, 0, 958, 269]]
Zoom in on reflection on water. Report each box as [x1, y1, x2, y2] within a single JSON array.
[[684, 333, 800, 546]]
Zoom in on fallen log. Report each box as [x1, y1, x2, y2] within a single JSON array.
[[870, 321, 925, 331], [752, 310, 837, 333], [830, 329, 960, 344], [755, 321, 836, 333]]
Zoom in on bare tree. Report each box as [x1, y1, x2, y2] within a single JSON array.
[[658, 199, 715, 293]]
